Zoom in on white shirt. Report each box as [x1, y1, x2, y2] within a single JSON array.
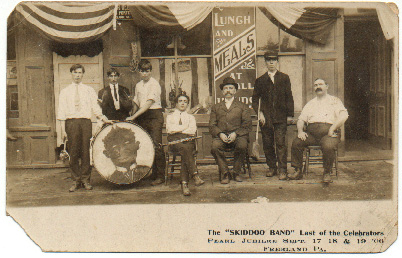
[[225, 97, 235, 110], [133, 77, 162, 109], [110, 83, 120, 110], [298, 94, 348, 124], [57, 82, 103, 120], [268, 70, 277, 84], [166, 109, 197, 136]]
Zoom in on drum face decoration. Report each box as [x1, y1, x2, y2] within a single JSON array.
[[92, 122, 154, 184]]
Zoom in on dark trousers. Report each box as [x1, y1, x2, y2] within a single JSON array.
[[65, 118, 92, 183], [261, 123, 287, 172], [291, 123, 340, 173], [168, 133, 196, 182], [136, 109, 165, 180], [211, 136, 248, 175]]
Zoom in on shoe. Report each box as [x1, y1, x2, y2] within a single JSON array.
[[288, 167, 302, 180], [266, 168, 277, 177], [151, 178, 164, 186], [278, 172, 288, 180], [193, 174, 205, 186], [69, 182, 81, 192], [322, 173, 332, 183], [233, 173, 243, 182], [181, 182, 191, 196], [83, 182, 93, 190], [220, 173, 230, 184]]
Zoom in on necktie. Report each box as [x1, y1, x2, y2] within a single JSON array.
[[179, 113, 182, 125], [74, 84, 80, 112], [113, 85, 118, 102]]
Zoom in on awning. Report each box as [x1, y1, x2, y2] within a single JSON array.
[[259, 4, 339, 45], [128, 4, 213, 33], [15, 2, 116, 43]]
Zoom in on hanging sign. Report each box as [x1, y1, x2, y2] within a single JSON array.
[[212, 7, 256, 108]]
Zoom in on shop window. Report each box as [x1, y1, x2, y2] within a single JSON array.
[[7, 61, 19, 118], [256, 7, 304, 54]]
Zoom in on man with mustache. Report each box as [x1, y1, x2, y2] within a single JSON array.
[[210, 77, 252, 184], [289, 78, 349, 182], [252, 50, 294, 180]]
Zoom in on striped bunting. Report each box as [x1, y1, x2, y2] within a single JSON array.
[[259, 4, 339, 44], [15, 2, 115, 43]]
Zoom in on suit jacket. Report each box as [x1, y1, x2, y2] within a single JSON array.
[[252, 71, 294, 126], [98, 85, 133, 120], [209, 99, 252, 138]]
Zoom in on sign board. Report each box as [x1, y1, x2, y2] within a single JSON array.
[[117, 5, 133, 20], [212, 7, 257, 108]]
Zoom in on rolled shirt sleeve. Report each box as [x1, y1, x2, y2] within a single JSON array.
[[57, 90, 67, 121]]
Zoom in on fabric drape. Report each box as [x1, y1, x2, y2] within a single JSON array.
[[259, 4, 339, 44], [15, 2, 115, 43]]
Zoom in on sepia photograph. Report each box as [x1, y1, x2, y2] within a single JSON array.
[[1, 0, 399, 254]]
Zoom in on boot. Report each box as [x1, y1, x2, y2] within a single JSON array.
[[288, 167, 302, 180], [181, 181, 191, 196], [69, 181, 82, 192], [322, 171, 332, 183], [193, 173, 205, 186], [266, 167, 277, 177], [232, 173, 243, 182], [220, 172, 230, 184]]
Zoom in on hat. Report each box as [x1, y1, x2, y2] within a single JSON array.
[[219, 77, 238, 90], [264, 50, 279, 60]]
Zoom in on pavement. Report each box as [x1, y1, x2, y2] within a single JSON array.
[[6, 160, 394, 207]]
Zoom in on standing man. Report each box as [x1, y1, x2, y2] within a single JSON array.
[[290, 78, 348, 182], [98, 68, 133, 121], [58, 64, 108, 192], [210, 77, 252, 184], [127, 60, 165, 186], [252, 50, 294, 180]]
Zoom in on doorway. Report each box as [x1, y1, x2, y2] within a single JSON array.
[[344, 18, 392, 151]]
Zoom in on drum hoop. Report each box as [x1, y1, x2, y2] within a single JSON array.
[[91, 121, 155, 185]]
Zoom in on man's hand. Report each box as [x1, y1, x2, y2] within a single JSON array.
[[298, 132, 308, 141], [227, 132, 237, 143], [259, 111, 265, 126], [126, 115, 136, 121], [219, 133, 229, 143], [328, 126, 338, 137]]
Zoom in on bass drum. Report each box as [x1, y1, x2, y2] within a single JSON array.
[[91, 122, 154, 184]]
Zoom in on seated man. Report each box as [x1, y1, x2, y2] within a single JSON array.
[[289, 78, 349, 182], [166, 93, 204, 196], [209, 77, 252, 184]]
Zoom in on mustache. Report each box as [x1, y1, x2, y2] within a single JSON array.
[[315, 88, 323, 92]]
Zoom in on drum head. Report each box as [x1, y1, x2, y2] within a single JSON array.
[[92, 122, 155, 184]]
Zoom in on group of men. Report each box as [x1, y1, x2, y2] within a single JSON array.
[[57, 50, 348, 194]]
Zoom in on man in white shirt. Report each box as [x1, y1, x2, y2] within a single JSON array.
[[127, 60, 165, 186], [166, 94, 204, 196], [57, 64, 108, 192], [209, 77, 252, 184], [290, 78, 349, 182]]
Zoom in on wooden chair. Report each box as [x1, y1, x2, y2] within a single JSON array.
[[303, 146, 339, 177]]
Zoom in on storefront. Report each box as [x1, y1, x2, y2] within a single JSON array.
[[6, 2, 397, 167]]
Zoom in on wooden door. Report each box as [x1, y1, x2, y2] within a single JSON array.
[[368, 23, 393, 150], [8, 21, 56, 166], [305, 11, 345, 154], [53, 54, 104, 146]]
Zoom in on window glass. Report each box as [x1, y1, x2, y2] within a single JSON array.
[[280, 30, 304, 52], [178, 13, 212, 56], [256, 7, 279, 53]]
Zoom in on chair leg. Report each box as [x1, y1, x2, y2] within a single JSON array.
[[246, 154, 252, 178], [335, 149, 339, 178], [305, 149, 310, 176], [165, 152, 169, 185]]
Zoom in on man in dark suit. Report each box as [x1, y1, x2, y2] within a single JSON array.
[[210, 77, 252, 184], [98, 68, 133, 121], [252, 50, 294, 180]]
